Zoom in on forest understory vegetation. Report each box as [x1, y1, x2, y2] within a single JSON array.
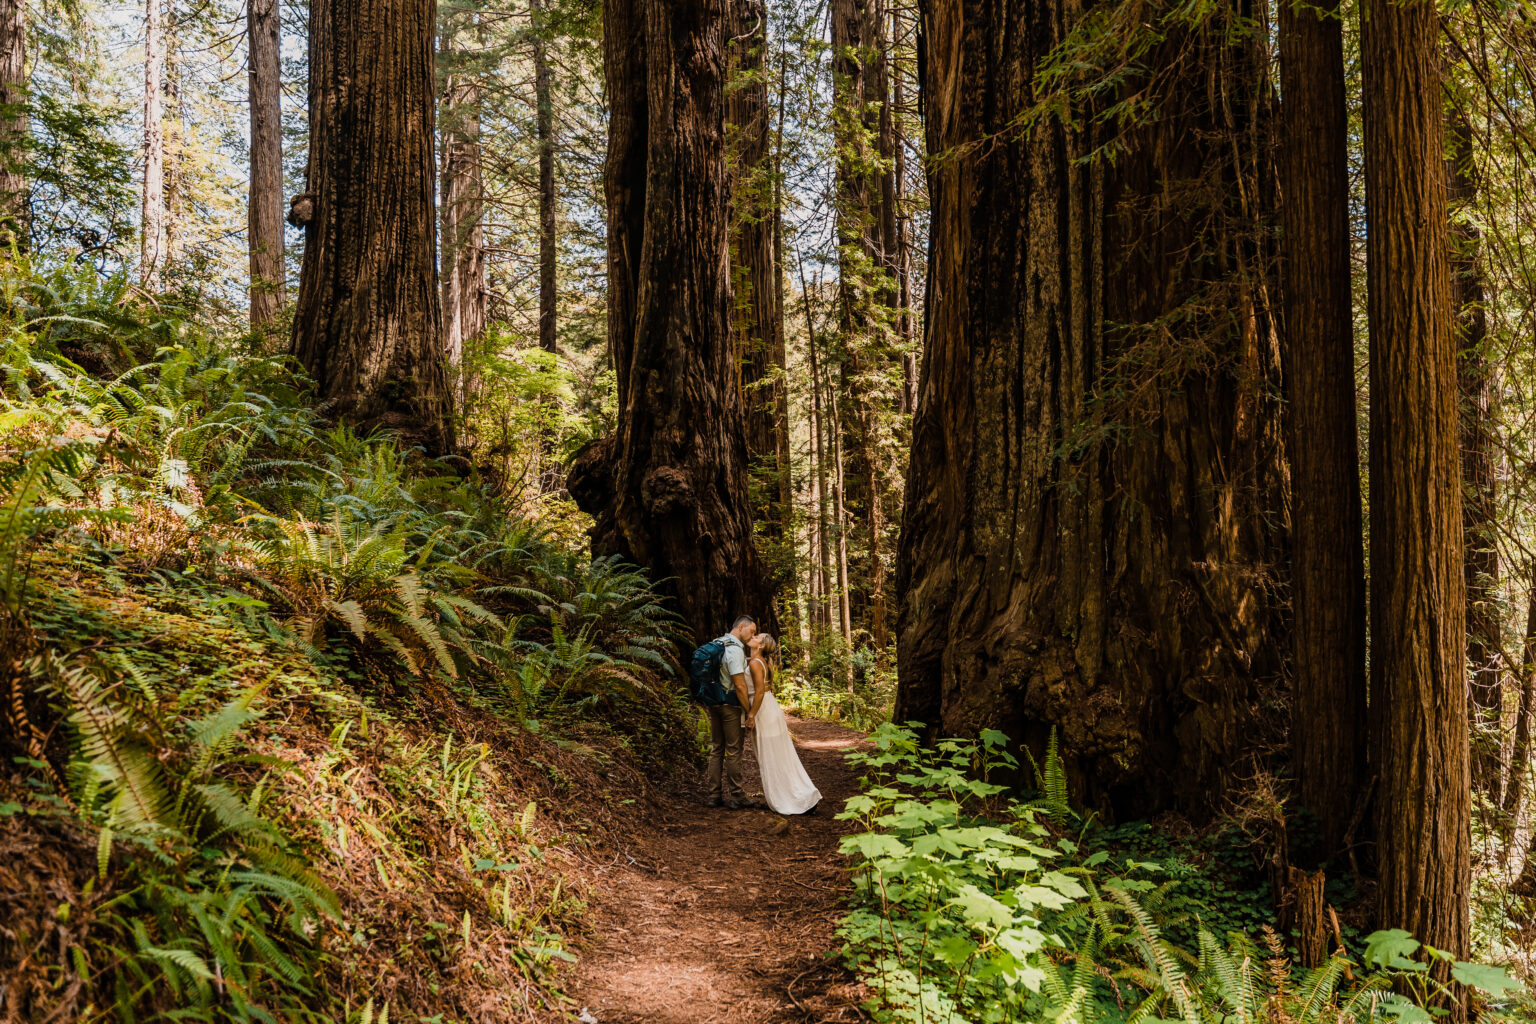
[[0, 261, 699, 1022]]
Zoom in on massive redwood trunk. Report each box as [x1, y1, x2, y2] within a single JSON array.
[[1361, 0, 1469, 964], [0, 0, 25, 249], [247, 0, 285, 326], [290, 0, 453, 454], [568, 0, 777, 642], [1278, 0, 1366, 858], [896, 0, 1288, 820]]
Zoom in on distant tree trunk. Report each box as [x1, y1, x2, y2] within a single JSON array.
[[440, 26, 487, 393], [771, 48, 793, 538], [1278, 0, 1366, 859], [1447, 97, 1501, 792], [893, 50, 917, 416], [291, 0, 453, 454], [162, 30, 183, 270], [0, 0, 26, 249], [896, 0, 1288, 820], [802, 261, 834, 632], [533, 0, 557, 356], [727, 0, 785, 543], [1502, 578, 1536, 824], [829, 379, 853, 645], [567, 0, 777, 642], [141, 0, 165, 289], [1362, 0, 1470, 968], [248, 0, 285, 326]]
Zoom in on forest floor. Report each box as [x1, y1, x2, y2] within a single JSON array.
[[563, 715, 872, 1024]]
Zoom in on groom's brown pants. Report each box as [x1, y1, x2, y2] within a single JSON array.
[[705, 705, 744, 801]]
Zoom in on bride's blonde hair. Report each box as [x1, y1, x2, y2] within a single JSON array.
[[756, 633, 779, 662]]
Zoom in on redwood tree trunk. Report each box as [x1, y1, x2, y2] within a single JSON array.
[[141, 0, 165, 289], [440, 26, 487, 390], [291, 0, 453, 454], [1278, 0, 1366, 858], [1362, 0, 1470, 962], [896, 0, 1288, 820], [1448, 98, 1501, 792], [248, 0, 285, 325], [568, 0, 777, 642], [0, 0, 25, 248], [533, 0, 557, 356], [727, 0, 784, 522]]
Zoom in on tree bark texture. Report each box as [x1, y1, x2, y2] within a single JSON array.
[[534, 0, 558, 355], [0, 0, 25, 248], [1277, 0, 1366, 859], [1361, 0, 1470, 961], [441, 26, 487, 389], [248, 0, 285, 326], [1447, 97, 1501, 790], [1501, 577, 1535, 823], [569, 0, 777, 643], [141, 0, 165, 289], [896, 0, 1288, 820], [727, 0, 785, 525], [291, 0, 453, 454]]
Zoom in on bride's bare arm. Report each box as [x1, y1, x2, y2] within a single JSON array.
[[747, 659, 768, 725]]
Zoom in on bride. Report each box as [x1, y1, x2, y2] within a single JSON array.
[[744, 634, 821, 815]]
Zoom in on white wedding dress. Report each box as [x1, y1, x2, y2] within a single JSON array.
[[752, 675, 821, 815]]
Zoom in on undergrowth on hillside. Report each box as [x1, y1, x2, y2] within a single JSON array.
[[836, 724, 1530, 1024], [0, 261, 692, 1022]]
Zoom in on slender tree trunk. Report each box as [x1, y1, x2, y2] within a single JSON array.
[[1278, 0, 1366, 859], [896, 0, 1287, 819], [771, 46, 793, 551], [1447, 97, 1502, 792], [1502, 578, 1536, 824], [440, 24, 487, 395], [141, 0, 165, 290], [533, 0, 557, 356], [893, 44, 916, 416], [290, 0, 453, 454], [830, 379, 853, 645], [248, 0, 285, 326], [0, 0, 26, 249], [567, 0, 777, 642], [1362, 0, 1470, 968], [162, 29, 183, 270], [803, 263, 834, 632]]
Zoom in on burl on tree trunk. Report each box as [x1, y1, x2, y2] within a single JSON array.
[[896, 0, 1288, 821], [570, 0, 777, 644], [290, 0, 452, 455]]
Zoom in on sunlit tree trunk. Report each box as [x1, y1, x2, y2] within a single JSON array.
[[567, 0, 777, 641], [1278, 0, 1365, 859], [1503, 577, 1536, 827], [141, 0, 165, 289], [1362, 0, 1470, 970], [291, 0, 453, 454], [0, 0, 26, 249], [248, 0, 285, 326], [440, 24, 487, 394]]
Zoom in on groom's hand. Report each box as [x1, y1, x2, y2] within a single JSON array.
[[746, 715, 755, 729]]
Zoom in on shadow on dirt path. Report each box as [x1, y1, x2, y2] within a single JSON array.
[[564, 716, 870, 1024]]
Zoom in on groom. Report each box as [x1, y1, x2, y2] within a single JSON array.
[[706, 614, 763, 809]]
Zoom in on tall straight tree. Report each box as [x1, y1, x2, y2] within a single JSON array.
[[0, 0, 24, 248], [897, 0, 1288, 820], [1361, 0, 1470, 963], [567, 0, 777, 641], [291, 0, 453, 453], [141, 0, 165, 289], [440, 15, 487, 387], [1277, 0, 1365, 857], [247, 0, 285, 325], [533, 0, 557, 355], [1448, 96, 1502, 789]]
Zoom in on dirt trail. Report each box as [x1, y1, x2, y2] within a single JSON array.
[[565, 716, 870, 1024]]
